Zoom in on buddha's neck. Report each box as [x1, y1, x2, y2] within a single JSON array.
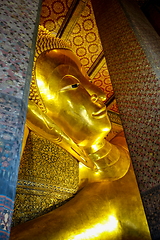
[[84, 139, 121, 171]]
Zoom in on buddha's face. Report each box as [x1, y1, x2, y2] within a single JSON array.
[[36, 49, 111, 148]]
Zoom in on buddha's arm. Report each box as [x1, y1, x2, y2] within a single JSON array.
[[26, 100, 94, 168], [10, 163, 151, 240]]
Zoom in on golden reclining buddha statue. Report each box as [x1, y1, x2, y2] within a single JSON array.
[[10, 26, 151, 240], [24, 25, 130, 182]]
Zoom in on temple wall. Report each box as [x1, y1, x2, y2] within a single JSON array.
[[0, 0, 42, 238], [91, 0, 160, 239]]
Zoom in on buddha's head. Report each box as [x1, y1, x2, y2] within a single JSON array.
[[30, 26, 111, 149]]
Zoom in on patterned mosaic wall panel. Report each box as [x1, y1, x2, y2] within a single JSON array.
[[39, 0, 72, 34], [141, 185, 160, 240], [93, 63, 114, 100], [0, 0, 41, 238], [107, 99, 119, 114], [68, 0, 103, 72], [0, 0, 40, 100], [91, 0, 160, 238], [91, 0, 160, 192], [0, 94, 25, 238]]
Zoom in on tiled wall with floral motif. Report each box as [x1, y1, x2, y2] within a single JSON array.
[[0, 0, 41, 238], [91, 0, 160, 239]]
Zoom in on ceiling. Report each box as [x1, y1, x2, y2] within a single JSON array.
[[39, 0, 124, 138]]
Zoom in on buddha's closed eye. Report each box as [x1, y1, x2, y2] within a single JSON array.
[[60, 83, 80, 91]]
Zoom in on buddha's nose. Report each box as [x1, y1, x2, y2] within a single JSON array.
[[85, 78, 107, 102], [91, 94, 98, 103], [90, 94, 105, 109], [92, 87, 107, 102], [98, 90, 107, 102]]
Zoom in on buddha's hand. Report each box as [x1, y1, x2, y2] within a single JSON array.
[[26, 100, 94, 169], [26, 100, 62, 142], [60, 134, 94, 169]]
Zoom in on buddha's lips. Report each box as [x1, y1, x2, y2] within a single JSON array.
[[92, 106, 107, 119]]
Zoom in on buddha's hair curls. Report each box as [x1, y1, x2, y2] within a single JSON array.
[[29, 25, 72, 112]]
